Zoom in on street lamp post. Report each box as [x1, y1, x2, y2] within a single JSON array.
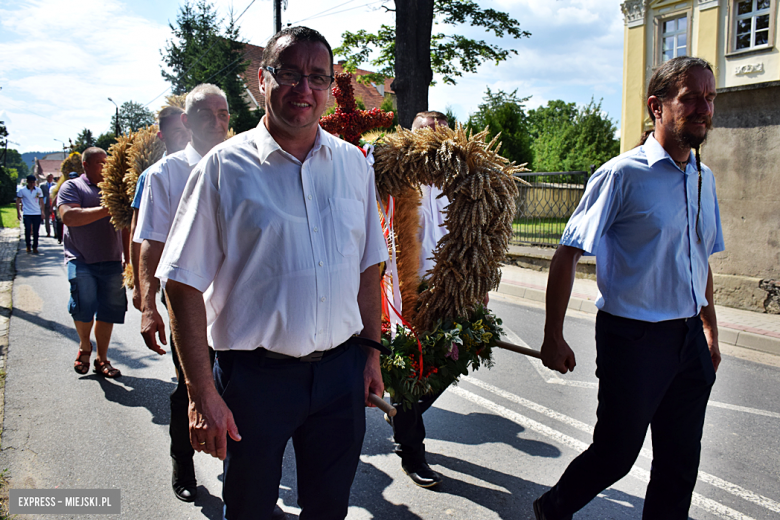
[[108, 97, 121, 136]]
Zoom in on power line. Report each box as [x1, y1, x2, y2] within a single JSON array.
[[289, 0, 360, 25], [291, 0, 388, 25], [145, 0, 260, 108]]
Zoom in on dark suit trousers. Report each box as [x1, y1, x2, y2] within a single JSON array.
[[22, 215, 41, 250], [391, 388, 445, 464], [543, 311, 716, 520], [215, 344, 367, 520]]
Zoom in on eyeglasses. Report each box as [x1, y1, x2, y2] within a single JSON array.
[[265, 67, 333, 91]]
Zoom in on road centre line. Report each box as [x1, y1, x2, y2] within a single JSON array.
[[449, 385, 756, 520], [502, 326, 780, 419], [459, 376, 780, 516]]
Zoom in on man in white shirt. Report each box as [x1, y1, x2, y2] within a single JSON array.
[[129, 105, 190, 310], [157, 27, 388, 519], [16, 175, 44, 253], [135, 84, 228, 503]]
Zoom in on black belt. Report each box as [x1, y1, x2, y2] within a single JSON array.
[[260, 335, 390, 363]]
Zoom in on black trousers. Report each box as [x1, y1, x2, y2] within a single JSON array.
[[169, 334, 215, 462], [543, 311, 716, 520], [215, 344, 367, 520], [22, 215, 41, 250], [391, 388, 446, 464]]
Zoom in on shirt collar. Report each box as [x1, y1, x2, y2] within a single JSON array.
[[644, 132, 695, 170], [184, 143, 202, 167], [254, 117, 333, 164]]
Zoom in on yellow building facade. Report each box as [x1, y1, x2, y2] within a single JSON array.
[[620, 0, 780, 313]]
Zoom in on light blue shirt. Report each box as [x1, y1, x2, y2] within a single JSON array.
[[131, 169, 150, 209], [560, 134, 724, 322]]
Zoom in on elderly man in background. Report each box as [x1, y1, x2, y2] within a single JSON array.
[[135, 84, 228, 503], [58, 147, 129, 378]]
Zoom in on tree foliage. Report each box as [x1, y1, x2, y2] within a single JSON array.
[[336, 1, 529, 86], [161, 0, 262, 133], [95, 133, 117, 153], [466, 88, 533, 167], [75, 128, 97, 153], [528, 98, 619, 173], [2, 148, 30, 178], [112, 102, 155, 136], [334, 0, 529, 128], [464, 90, 620, 175]]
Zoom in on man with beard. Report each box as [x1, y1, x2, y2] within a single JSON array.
[[533, 56, 723, 520]]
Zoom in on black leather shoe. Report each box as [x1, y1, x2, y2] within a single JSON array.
[[172, 458, 197, 502], [271, 504, 286, 519], [402, 461, 443, 488], [533, 497, 546, 520]]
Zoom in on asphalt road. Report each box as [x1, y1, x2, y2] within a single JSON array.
[[2, 236, 779, 519]]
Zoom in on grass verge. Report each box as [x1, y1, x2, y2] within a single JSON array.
[[0, 205, 19, 229]]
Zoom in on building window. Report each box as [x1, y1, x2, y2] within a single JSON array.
[[734, 0, 773, 51], [661, 14, 688, 62]]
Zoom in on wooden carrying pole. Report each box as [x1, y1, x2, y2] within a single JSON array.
[[368, 393, 397, 417], [495, 340, 542, 359]]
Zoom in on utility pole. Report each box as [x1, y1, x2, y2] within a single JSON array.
[[273, 0, 282, 34], [108, 97, 121, 136]]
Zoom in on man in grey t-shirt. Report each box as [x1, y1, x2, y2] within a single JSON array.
[[58, 147, 129, 378]]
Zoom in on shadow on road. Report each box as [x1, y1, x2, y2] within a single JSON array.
[[193, 484, 225, 520], [92, 374, 174, 426]]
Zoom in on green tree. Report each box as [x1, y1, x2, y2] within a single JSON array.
[[161, 0, 262, 133], [335, 0, 530, 128], [0, 166, 16, 204], [74, 128, 97, 153], [112, 101, 155, 135], [528, 98, 619, 174], [95, 132, 117, 152], [2, 148, 29, 178], [466, 88, 533, 166]]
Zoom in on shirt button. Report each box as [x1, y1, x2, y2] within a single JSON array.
[[313, 227, 318, 232], [319, 261, 324, 266], [321, 296, 326, 302], [308, 194, 312, 200], [319, 329, 323, 334]]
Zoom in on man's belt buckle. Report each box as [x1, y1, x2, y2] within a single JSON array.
[[299, 351, 325, 362]]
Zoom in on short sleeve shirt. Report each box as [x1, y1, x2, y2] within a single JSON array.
[[57, 175, 123, 264], [17, 186, 43, 215], [560, 134, 724, 321], [157, 122, 389, 356], [134, 145, 201, 244], [418, 184, 449, 278]]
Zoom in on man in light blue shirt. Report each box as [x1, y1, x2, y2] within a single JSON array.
[[534, 57, 723, 520]]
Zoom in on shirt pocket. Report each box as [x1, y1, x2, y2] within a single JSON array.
[[329, 198, 365, 257]]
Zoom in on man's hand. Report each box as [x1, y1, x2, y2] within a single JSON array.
[[140, 307, 167, 355], [540, 334, 576, 374], [704, 328, 721, 373], [363, 349, 384, 406], [188, 387, 241, 460], [132, 285, 142, 311]]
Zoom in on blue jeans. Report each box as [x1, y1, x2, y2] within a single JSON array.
[[67, 260, 127, 323], [22, 215, 41, 250]]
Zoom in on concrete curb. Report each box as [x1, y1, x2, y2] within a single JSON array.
[[495, 279, 780, 358], [0, 228, 20, 447]]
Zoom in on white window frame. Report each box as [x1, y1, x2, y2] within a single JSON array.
[[728, 0, 777, 55], [654, 9, 693, 66]]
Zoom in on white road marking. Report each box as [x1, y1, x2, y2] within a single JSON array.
[[503, 326, 780, 417], [461, 376, 780, 516], [450, 385, 757, 520]]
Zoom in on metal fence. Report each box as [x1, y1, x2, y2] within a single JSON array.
[[511, 169, 593, 247]]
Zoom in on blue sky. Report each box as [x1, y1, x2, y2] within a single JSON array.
[[0, 0, 625, 154]]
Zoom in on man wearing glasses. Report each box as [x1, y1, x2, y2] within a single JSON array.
[[157, 27, 388, 519]]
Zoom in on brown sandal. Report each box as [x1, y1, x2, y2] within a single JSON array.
[[93, 359, 121, 378], [74, 351, 91, 375]]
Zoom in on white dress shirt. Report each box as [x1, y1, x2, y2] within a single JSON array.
[[17, 186, 43, 215], [156, 122, 389, 356], [418, 184, 449, 278], [134, 144, 202, 244]]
